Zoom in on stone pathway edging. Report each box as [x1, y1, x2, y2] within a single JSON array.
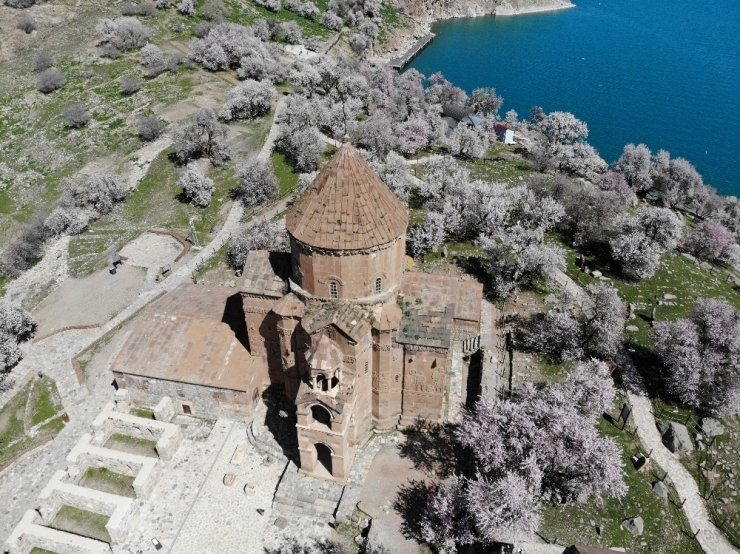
[[554, 270, 737, 554]]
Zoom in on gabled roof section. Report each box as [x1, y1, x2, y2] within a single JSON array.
[[240, 251, 290, 298], [302, 302, 370, 342], [271, 292, 305, 318], [285, 138, 409, 250]]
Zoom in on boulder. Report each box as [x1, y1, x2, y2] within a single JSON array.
[[658, 421, 693, 452], [663, 293, 677, 300], [652, 481, 668, 500], [622, 516, 644, 536], [699, 417, 726, 437], [592, 270, 603, 278], [625, 325, 640, 332], [223, 472, 236, 486], [357, 501, 380, 519], [274, 517, 288, 529]]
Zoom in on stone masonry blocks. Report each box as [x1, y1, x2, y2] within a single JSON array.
[[153, 396, 175, 422], [37, 470, 137, 545], [66, 434, 161, 500], [4, 510, 112, 554], [92, 401, 182, 460]]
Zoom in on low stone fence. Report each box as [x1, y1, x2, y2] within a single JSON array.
[[3, 510, 112, 554], [67, 433, 161, 500], [91, 401, 182, 460], [37, 470, 137, 545]]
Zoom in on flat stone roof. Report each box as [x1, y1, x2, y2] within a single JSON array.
[[241, 250, 290, 298], [111, 284, 261, 392], [396, 273, 483, 349]]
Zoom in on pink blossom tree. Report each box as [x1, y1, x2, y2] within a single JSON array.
[[684, 220, 739, 265], [651, 298, 740, 409], [421, 362, 625, 550]]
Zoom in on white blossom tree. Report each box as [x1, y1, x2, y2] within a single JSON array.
[[408, 211, 445, 259], [447, 123, 488, 160], [235, 157, 278, 207], [228, 219, 290, 268], [178, 163, 214, 207], [614, 143, 653, 193], [0, 302, 36, 371], [220, 79, 276, 121]]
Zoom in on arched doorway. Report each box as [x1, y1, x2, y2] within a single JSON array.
[[315, 443, 333, 475]]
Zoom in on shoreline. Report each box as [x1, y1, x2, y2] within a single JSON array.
[[374, 0, 575, 65]]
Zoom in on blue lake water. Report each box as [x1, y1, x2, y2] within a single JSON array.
[[406, 0, 740, 196]]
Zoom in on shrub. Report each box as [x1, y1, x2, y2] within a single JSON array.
[[33, 52, 53, 73], [101, 44, 122, 59], [321, 11, 342, 30], [140, 43, 164, 76], [36, 69, 65, 93], [0, 213, 50, 279], [176, 0, 195, 15], [172, 108, 230, 165], [166, 54, 183, 73], [155, 0, 170, 8], [203, 0, 230, 21], [138, 2, 157, 16], [254, 0, 280, 12], [121, 2, 138, 15], [137, 115, 167, 141], [4, 0, 38, 8], [63, 103, 90, 129], [193, 21, 213, 38], [120, 75, 141, 95], [17, 16, 36, 33]]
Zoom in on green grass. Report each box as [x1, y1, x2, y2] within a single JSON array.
[[222, 0, 332, 39], [79, 467, 136, 498], [271, 151, 300, 195], [0, 376, 65, 468], [130, 407, 155, 419], [104, 433, 159, 458], [540, 406, 704, 554], [51, 505, 111, 544], [196, 242, 231, 280], [461, 151, 535, 183], [30, 548, 57, 554]]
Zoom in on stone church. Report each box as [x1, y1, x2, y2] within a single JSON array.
[[113, 138, 483, 483]]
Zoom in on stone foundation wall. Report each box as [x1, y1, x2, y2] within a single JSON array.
[[91, 401, 182, 460], [4, 510, 112, 554], [67, 434, 161, 500], [37, 470, 136, 545], [113, 373, 258, 425]]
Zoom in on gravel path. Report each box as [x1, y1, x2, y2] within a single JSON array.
[[554, 270, 737, 554]]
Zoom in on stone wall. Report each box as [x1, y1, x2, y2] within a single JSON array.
[[292, 236, 406, 301], [4, 510, 112, 554], [114, 373, 258, 424], [37, 470, 137, 545], [91, 401, 182, 460], [67, 434, 161, 500]]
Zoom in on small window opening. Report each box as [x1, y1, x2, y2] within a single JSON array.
[[394, 374, 400, 383], [375, 277, 382, 294], [317, 373, 329, 391], [330, 282, 338, 299], [182, 403, 192, 415]]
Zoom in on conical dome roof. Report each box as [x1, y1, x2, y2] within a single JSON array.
[[286, 138, 408, 250]]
